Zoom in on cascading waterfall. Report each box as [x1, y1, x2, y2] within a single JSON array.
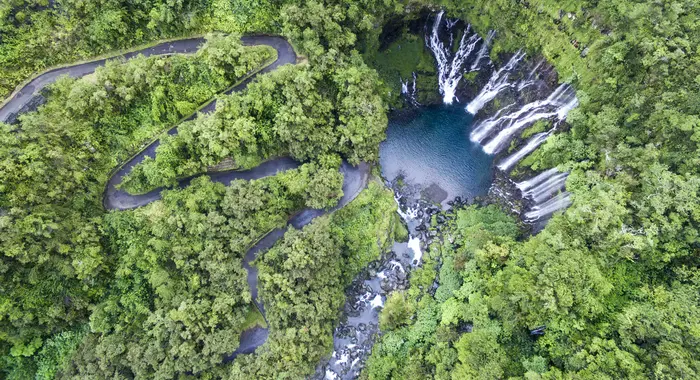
[[465, 50, 526, 114], [426, 11, 482, 104], [471, 30, 495, 71], [479, 84, 578, 154], [527, 59, 545, 80], [469, 103, 516, 143], [516, 168, 559, 191], [524, 192, 571, 220], [497, 131, 551, 172], [400, 72, 419, 105], [517, 61, 543, 92], [420, 12, 578, 225], [522, 172, 567, 203], [514, 168, 571, 221]]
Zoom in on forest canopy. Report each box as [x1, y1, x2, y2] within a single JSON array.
[[1, 0, 699, 379]]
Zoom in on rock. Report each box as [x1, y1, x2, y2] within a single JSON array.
[[436, 215, 446, 224], [380, 279, 392, 292], [369, 269, 377, 277]]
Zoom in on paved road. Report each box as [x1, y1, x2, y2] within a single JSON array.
[[226, 160, 370, 362], [1, 35, 370, 362], [0, 38, 205, 123]]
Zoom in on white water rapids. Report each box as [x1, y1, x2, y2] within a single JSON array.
[[516, 168, 571, 221]]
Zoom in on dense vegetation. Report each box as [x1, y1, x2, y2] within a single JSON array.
[[0, 0, 397, 377], [62, 164, 344, 378], [228, 182, 400, 379], [2, 0, 700, 378], [0, 33, 277, 377], [0, 0, 282, 99], [120, 60, 386, 195], [366, 0, 700, 378]]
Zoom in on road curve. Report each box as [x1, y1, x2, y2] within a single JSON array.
[[104, 36, 297, 210], [1, 35, 371, 362]]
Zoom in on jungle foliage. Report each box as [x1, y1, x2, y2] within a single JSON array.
[[227, 182, 400, 379], [61, 164, 343, 378], [2, 0, 700, 378], [0, 34, 276, 378], [367, 0, 700, 379], [0, 0, 397, 378]]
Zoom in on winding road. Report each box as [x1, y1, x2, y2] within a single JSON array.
[[1, 35, 370, 361]]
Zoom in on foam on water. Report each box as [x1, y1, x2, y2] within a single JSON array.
[[408, 236, 423, 265]]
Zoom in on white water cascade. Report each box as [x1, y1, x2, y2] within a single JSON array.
[[497, 131, 551, 172], [471, 30, 495, 71], [515, 168, 571, 221], [469, 103, 516, 143], [524, 192, 571, 220], [516, 168, 559, 191], [478, 84, 578, 154], [517, 61, 543, 92], [522, 172, 568, 204], [465, 50, 526, 114], [426, 11, 482, 104], [394, 194, 418, 220], [400, 72, 419, 105]]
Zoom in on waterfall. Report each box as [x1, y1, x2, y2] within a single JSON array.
[[522, 172, 568, 203], [480, 84, 577, 154], [400, 72, 419, 105], [469, 103, 516, 143], [465, 50, 526, 114], [516, 168, 559, 191], [394, 195, 418, 220], [471, 30, 495, 71], [426, 11, 481, 104], [497, 131, 551, 172], [527, 59, 545, 80], [514, 169, 571, 221], [517, 79, 535, 91], [411, 72, 418, 99], [524, 192, 571, 220]]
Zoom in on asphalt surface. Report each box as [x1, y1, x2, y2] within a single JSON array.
[[1, 35, 371, 362], [0, 38, 205, 123], [103, 36, 297, 210]]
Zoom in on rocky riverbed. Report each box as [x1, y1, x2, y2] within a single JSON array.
[[314, 177, 473, 380]]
